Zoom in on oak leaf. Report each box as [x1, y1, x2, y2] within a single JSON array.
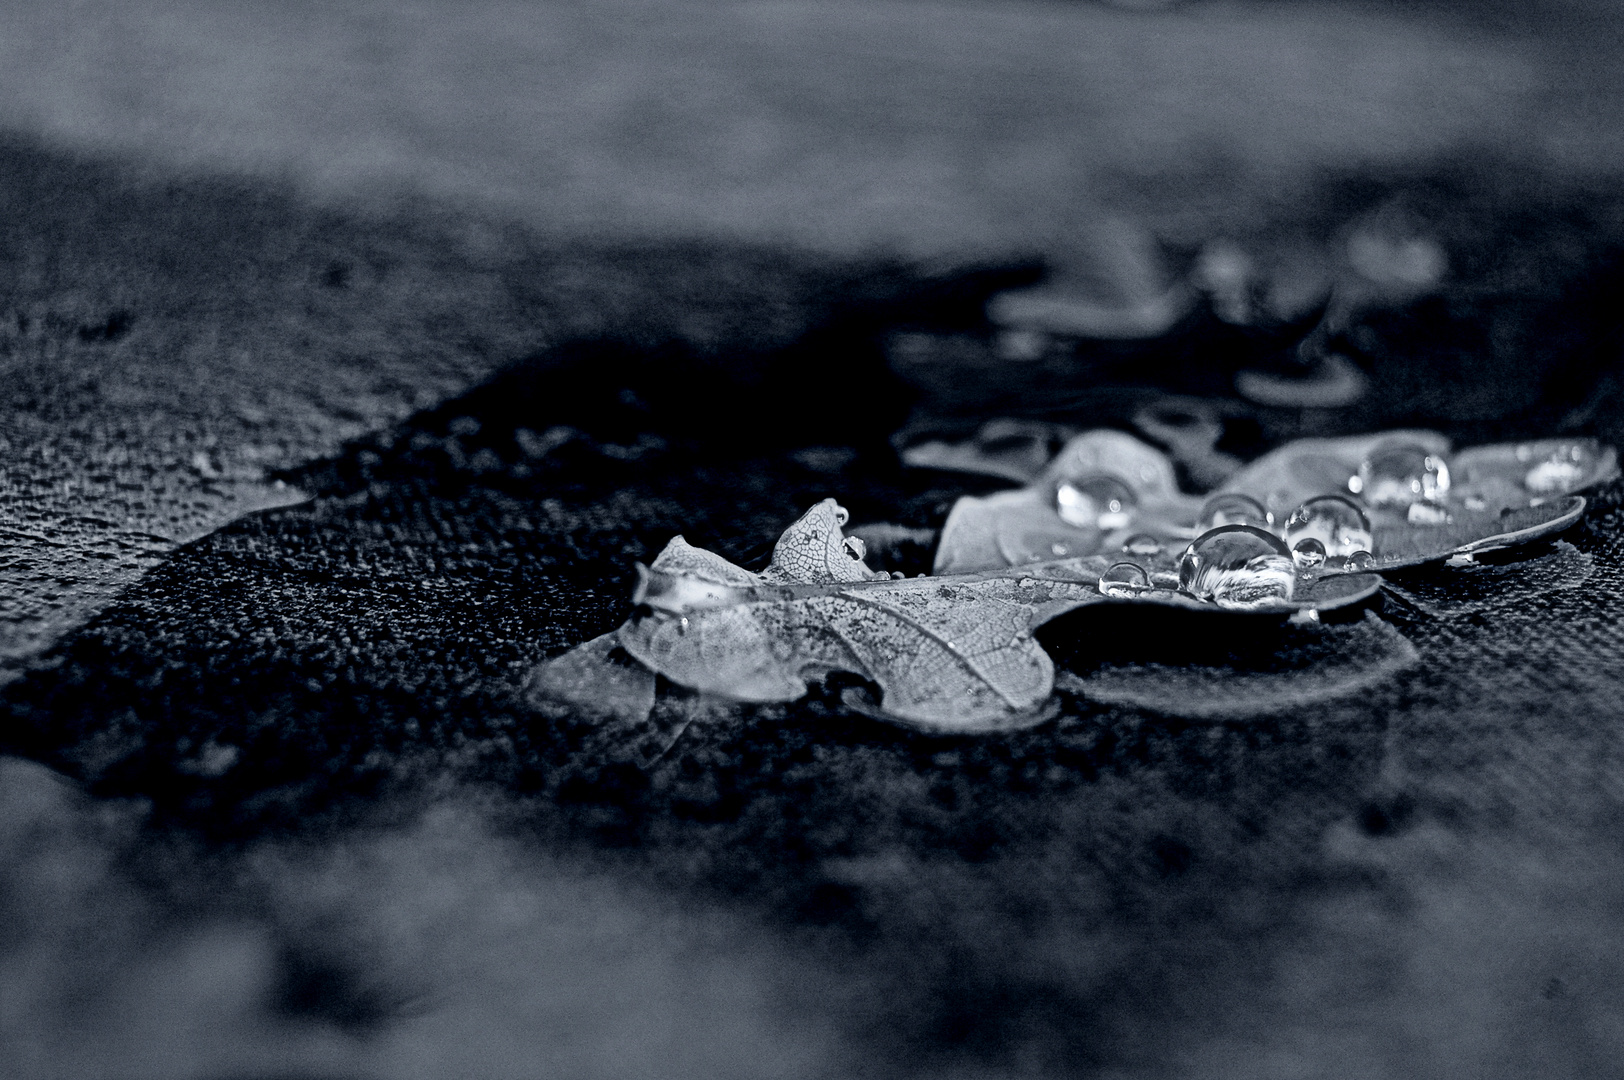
[[587, 499, 1374, 733]]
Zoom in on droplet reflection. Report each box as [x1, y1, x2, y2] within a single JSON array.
[[1520, 440, 1597, 494], [1284, 494, 1373, 557], [1405, 503, 1452, 526], [1354, 443, 1451, 507], [1098, 561, 1153, 598], [1292, 536, 1327, 568], [1056, 474, 1137, 530], [1122, 533, 1163, 557], [1178, 525, 1296, 609], [1198, 492, 1271, 531]]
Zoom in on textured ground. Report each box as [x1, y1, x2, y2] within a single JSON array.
[[5, 2, 1624, 1078]]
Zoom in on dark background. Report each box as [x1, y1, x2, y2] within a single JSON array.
[[3, 3, 1624, 1077]]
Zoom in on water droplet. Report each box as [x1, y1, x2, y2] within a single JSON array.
[[1346, 550, 1375, 571], [1178, 525, 1296, 608], [1283, 494, 1373, 557], [1198, 492, 1271, 531], [1406, 502, 1451, 526], [1522, 440, 1598, 494], [1050, 543, 1069, 557], [1122, 533, 1163, 557], [844, 536, 867, 560], [678, 616, 691, 636], [1098, 561, 1153, 598], [1056, 474, 1137, 530], [1356, 443, 1451, 507], [1292, 536, 1326, 568]]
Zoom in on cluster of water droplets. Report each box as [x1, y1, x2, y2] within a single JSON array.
[[1162, 477, 1385, 607], [1081, 435, 1597, 607]]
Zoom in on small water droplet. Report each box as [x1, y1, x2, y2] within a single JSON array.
[[1292, 536, 1327, 568], [1178, 525, 1296, 608], [1283, 494, 1373, 557], [1198, 492, 1271, 531], [1098, 560, 1153, 598], [1056, 474, 1138, 529], [1122, 533, 1163, 557], [1051, 543, 1069, 557], [1356, 443, 1451, 507], [1345, 550, 1375, 570], [678, 616, 691, 636], [1522, 439, 1598, 494]]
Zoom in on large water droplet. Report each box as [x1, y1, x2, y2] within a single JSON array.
[[1122, 533, 1163, 557], [1098, 561, 1153, 598], [1354, 443, 1451, 507], [1056, 474, 1137, 530], [1178, 525, 1296, 608], [1520, 439, 1598, 494], [1198, 492, 1271, 531], [1283, 494, 1373, 557]]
